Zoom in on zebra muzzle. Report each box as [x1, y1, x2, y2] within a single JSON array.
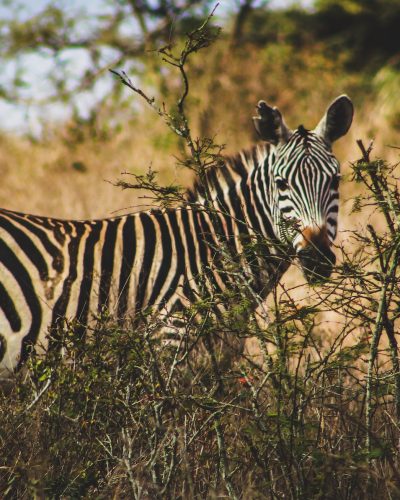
[[297, 245, 336, 284]]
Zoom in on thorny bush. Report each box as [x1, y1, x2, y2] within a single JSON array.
[[1, 149, 400, 499]]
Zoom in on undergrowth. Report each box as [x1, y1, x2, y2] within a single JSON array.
[[2, 161, 400, 497], [1, 150, 400, 498]]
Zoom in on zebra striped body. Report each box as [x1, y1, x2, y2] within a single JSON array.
[[0, 96, 353, 375]]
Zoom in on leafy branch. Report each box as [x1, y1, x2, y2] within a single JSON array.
[[110, 4, 221, 179], [113, 166, 184, 208]]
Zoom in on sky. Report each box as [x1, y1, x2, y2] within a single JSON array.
[[0, 0, 314, 135]]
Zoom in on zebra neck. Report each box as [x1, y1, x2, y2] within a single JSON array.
[[186, 145, 289, 296], [247, 154, 276, 242], [187, 143, 279, 245]]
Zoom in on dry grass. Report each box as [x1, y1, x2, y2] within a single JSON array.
[[0, 117, 184, 219]]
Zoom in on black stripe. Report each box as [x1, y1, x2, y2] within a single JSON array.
[[329, 204, 339, 214], [0, 215, 49, 281], [135, 213, 156, 313], [6, 212, 64, 273], [220, 164, 236, 187], [256, 165, 270, 218], [0, 240, 42, 366], [210, 177, 233, 245], [195, 210, 224, 295], [228, 187, 250, 244], [98, 218, 120, 312], [0, 281, 22, 332], [190, 208, 220, 293], [229, 190, 263, 281], [0, 334, 6, 363], [75, 221, 102, 332], [180, 209, 200, 280], [327, 217, 337, 227], [242, 174, 263, 236], [182, 276, 196, 303], [51, 222, 85, 326], [148, 211, 171, 308], [117, 216, 136, 319], [158, 210, 185, 307], [51, 220, 67, 245]]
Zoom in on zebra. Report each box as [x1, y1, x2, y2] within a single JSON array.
[[0, 95, 353, 376]]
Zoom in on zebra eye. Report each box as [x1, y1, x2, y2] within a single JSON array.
[[331, 174, 340, 190], [276, 178, 289, 191]]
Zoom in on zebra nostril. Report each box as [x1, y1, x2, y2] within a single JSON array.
[[298, 244, 335, 263], [298, 245, 336, 283]]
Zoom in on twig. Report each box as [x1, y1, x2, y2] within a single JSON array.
[[24, 377, 52, 412], [215, 416, 238, 500], [356, 138, 374, 162], [109, 68, 184, 138]]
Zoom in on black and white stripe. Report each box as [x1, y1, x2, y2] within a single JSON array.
[[0, 95, 353, 374]]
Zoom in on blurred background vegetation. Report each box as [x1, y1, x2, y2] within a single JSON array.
[[0, 0, 399, 220]]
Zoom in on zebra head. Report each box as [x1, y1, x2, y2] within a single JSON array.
[[253, 95, 353, 283]]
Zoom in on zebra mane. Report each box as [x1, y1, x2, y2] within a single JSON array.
[[295, 124, 313, 153], [297, 125, 309, 137], [186, 143, 269, 201]]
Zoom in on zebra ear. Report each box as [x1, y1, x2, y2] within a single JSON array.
[[253, 101, 291, 145], [315, 95, 353, 144]]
